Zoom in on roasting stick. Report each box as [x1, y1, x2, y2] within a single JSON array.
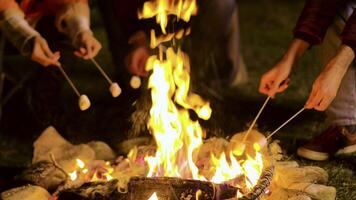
[[57, 63, 80, 97], [243, 96, 271, 142], [57, 63, 91, 111], [266, 107, 306, 140], [90, 58, 121, 97], [233, 96, 270, 156]]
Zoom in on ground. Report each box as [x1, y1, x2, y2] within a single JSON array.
[[0, 0, 355, 199]]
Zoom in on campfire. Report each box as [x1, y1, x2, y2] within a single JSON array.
[[0, 0, 337, 200]]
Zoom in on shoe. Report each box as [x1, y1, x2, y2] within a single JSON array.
[[336, 126, 356, 156], [297, 126, 348, 161]]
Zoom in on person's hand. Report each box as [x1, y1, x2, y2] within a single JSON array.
[[125, 46, 150, 77], [259, 59, 292, 98], [74, 31, 102, 59], [31, 36, 60, 67]]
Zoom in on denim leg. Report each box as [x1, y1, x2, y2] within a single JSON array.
[[188, 0, 236, 91], [326, 65, 356, 126], [321, 20, 356, 126]]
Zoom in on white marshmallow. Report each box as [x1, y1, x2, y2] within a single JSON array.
[[110, 82, 122, 98], [130, 76, 141, 89], [78, 94, 91, 111]]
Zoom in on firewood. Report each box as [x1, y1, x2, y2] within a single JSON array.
[[275, 166, 328, 188], [15, 161, 67, 192], [286, 183, 336, 200], [128, 177, 238, 200], [57, 179, 126, 200]]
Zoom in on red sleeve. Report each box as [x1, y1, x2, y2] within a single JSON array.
[[341, 10, 356, 51], [293, 0, 342, 46], [21, 0, 88, 17]]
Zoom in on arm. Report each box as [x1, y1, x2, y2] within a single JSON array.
[[0, 0, 59, 66], [259, 0, 342, 98], [305, 45, 354, 111], [54, 0, 101, 59]]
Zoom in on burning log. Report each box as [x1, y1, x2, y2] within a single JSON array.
[[127, 177, 239, 200], [15, 161, 67, 192], [57, 179, 126, 200]]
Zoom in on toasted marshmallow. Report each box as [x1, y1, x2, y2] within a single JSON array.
[[130, 76, 141, 89], [79, 94, 91, 111], [110, 82, 122, 97]]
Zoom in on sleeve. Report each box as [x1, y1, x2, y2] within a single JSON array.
[[293, 0, 341, 46], [53, 0, 91, 43], [341, 10, 356, 52], [0, 0, 40, 55]]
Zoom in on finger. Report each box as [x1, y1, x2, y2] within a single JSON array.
[[315, 94, 334, 111], [276, 82, 289, 92], [32, 52, 52, 67], [74, 50, 84, 58], [83, 43, 93, 59], [91, 41, 101, 58], [40, 40, 55, 59], [306, 91, 323, 109]]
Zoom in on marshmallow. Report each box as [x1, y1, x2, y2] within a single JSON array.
[[109, 82, 122, 98], [78, 95, 91, 111], [130, 76, 141, 89]]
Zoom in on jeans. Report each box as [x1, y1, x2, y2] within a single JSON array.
[[321, 17, 356, 126]]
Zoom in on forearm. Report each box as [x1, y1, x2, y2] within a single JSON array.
[[55, 1, 91, 43], [281, 39, 310, 66], [327, 44, 355, 73], [0, 6, 39, 55]]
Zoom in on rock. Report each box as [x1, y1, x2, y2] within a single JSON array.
[[1, 185, 51, 200], [275, 161, 299, 168], [287, 183, 336, 200], [16, 161, 67, 192], [33, 126, 96, 172], [117, 137, 153, 154], [33, 126, 71, 163], [275, 166, 328, 188], [288, 195, 312, 200], [87, 141, 116, 160]]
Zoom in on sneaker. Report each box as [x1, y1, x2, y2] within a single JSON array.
[[297, 126, 348, 161], [335, 126, 356, 156]]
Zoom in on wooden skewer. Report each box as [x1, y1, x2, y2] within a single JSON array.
[[57, 63, 80, 97], [90, 58, 113, 85], [266, 107, 306, 140], [242, 96, 270, 143]]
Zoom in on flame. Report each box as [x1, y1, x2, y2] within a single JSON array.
[[140, 0, 264, 197], [145, 47, 209, 180], [148, 192, 158, 200], [69, 171, 77, 181], [68, 159, 114, 182], [139, 0, 198, 33]]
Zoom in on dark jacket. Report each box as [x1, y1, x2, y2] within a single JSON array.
[[294, 0, 356, 50]]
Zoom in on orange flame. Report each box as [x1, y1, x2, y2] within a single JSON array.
[[139, 0, 198, 33], [140, 0, 264, 196]]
